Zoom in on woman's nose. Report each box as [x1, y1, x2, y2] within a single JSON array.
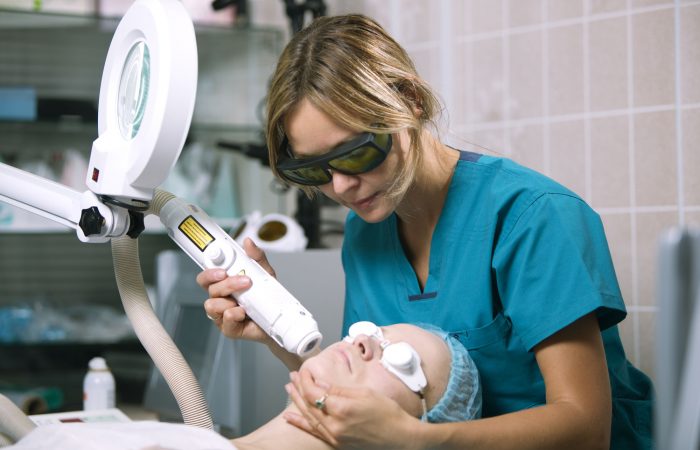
[[353, 335, 376, 361], [329, 170, 359, 194]]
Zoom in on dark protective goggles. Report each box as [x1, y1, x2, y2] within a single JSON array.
[[275, 132, 393, 186]]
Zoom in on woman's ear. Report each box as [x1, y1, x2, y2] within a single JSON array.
[[412, 105, 423, 119], [394, 78, 423, 117]]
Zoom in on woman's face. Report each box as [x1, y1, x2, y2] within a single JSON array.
[[300, 324, 450, 417], [283, 99, 408, 223]]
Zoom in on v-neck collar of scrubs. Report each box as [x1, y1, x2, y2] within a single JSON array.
[[390, 150, 466, 297]]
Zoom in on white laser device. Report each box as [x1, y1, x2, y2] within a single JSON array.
[[159, 197, 321, 356]]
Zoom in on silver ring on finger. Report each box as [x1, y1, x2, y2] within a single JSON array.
[[314, 393, 329, 411]]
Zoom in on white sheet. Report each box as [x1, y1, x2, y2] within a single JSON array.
[[6, 421, 237, 450]]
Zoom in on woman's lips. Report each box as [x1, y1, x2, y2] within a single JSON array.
[[351, 193, 377, 210]]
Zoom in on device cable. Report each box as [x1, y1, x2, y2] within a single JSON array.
[[0, 393, 36, 445], [111, 188, 213, 430]]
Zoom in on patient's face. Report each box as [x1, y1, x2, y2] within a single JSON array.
[[301, 324, 450, 417]]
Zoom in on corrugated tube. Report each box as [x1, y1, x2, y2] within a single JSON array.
[[111, 188, 213, 429]]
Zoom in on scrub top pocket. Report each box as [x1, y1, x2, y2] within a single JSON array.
[[450, 313, 546, 417]]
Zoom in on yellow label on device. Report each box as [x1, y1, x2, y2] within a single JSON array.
[[178, 216, 214, 251]]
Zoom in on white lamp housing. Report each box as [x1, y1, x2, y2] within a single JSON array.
[[87, 0, 198, 203]]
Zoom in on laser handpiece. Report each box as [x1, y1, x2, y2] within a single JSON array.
[[159, 195, 322, 357]]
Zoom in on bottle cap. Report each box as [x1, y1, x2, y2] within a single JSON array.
[[88, 356, 108, 370]]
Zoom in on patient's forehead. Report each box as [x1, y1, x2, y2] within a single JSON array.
[[382, 323, 435, 341], [381, 324, 447, 365]]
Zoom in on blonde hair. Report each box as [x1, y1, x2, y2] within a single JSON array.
[[265, 14, 442, 198]]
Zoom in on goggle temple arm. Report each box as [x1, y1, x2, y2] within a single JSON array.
[[419, 391, 428, 422]]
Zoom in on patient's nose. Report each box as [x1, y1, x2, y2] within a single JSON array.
[[353, 335, 376, 361]]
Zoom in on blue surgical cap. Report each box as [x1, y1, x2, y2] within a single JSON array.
[[421, 326, 482, 423]]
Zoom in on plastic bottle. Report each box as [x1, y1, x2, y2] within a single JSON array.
[[83, 357, 116, 410]]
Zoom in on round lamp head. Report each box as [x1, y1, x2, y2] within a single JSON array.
[[87, 0, 198, 203]]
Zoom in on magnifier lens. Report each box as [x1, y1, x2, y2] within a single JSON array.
[[118, 41, 150, 139]]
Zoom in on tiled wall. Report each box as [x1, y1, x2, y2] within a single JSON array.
[[323, 0, 700, 383]]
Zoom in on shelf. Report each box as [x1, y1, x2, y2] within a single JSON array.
[[0, 120, 264, 142], [0, 7, 282, 136], [0, 7, 282, 37]]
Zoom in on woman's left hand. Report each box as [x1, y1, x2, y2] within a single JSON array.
[[284, 369, 421, 450]]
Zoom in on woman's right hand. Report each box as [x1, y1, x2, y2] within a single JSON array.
[[195, 238, 276, 345]]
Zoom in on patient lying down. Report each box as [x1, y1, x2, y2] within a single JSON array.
[[8, 323, 480, 450]]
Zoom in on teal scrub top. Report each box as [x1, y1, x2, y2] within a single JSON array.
[[341, 151, 653, 450]]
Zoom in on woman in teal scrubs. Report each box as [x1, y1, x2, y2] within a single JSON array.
[[197, 14, 653, 450]]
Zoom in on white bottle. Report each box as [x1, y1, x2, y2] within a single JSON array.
[[83, 357, 116, 410]]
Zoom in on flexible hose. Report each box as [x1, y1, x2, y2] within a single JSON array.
[[0, 394, 36, 445], [111, 188, 213, 429]]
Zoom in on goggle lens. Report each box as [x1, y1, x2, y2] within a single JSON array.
[[284, 166, 331, 184], [277, 132, 392, 186], [328, 145, 385, 173]]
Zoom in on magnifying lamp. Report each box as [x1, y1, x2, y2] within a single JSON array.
[[87, 0, 197, 205], [0, 0, 322, 431], [0, 0, 197, 242]]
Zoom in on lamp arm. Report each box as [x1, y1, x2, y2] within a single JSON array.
[[0, 162, 131, 242]]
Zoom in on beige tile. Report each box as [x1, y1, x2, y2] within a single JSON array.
[[680, 5, 700, 104], [591, 115, 631, 208], [469, 128, 508, 155], [473, 37, 505, 122], [616, 310, 637, 364], [634, 111, 677, 207], [548, 0, 584, 21], [472, 0, 504, 33], [509, 30, 543, 119], [508, 0, 543, 28], [590, 17, 629, 112], [409, 47, 441, 97], [548, 24, 585, 116], [453, 0, 474, 37], [327, 0, 364, 14], [637, 310, 657, 384], [549, 120, 586, 197], [452, 132, 502, 156], [632, 0, 672, 8], [331, 1, 391, 31], [600, 213, 634, 306], [636, 211, 680, 307], [510, 124, 545, 173], [588, 0, 627, 15], [683, 109, 700, 206], [395, 0, 441, 44], [633, 9, 675, 107], [452, 41, 475, 128]]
